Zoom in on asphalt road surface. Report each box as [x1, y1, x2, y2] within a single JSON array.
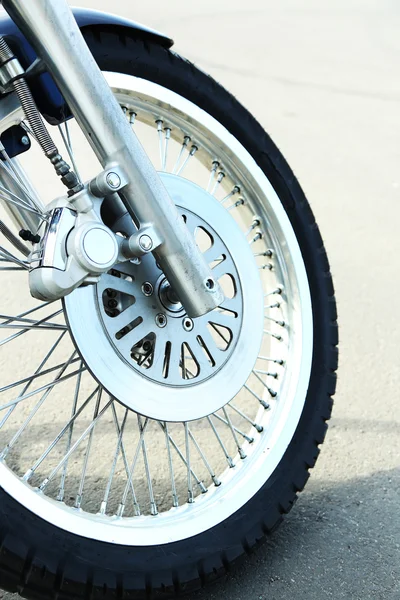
[[2, 1, 400, 599]]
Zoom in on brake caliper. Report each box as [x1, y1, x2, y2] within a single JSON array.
[[28, 165, 162, 301]]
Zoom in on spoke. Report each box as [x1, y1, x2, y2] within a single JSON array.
[[110, 403, 140, 515], [75, 388, 102, 508], [264, 286, 283, 297], [21, 121, 39, 144], [0, 181, 41, 211], [0, 356, 80, 395], [195, 327, 220, 363], [228, 403, 263, 433], [264, 302, 281, 309], [117, 417, 149, 517], [0, 266, 26, 271], [252, 369, 277, 397], [249, 232, 263, 245], [0, 350, 78, 459], [245, 219, 261, 238], [0, 246, 29, 269], [184, 422, 194, 503], [158, 421, 207, 493], [227, 198, 245, 211], [163, 127, 171, 171], [258, 355, 285, 365], [0, 331, 66, 431], [263, 329, 283, 341], [156, 120, 171, 172], [207, 415, 234, 468], [0, 364, 85, 413], [0, 301, 54, 326], [207, 161, 219, 192], [0, 151, 44, 213], [220, 185, 239, 204], [172, 135, 190, 174], [210, 170, 225, 196], [0, 186, 46, 219], [24, 384, 98, 483], [255, 249, 273, 258], [157, 120, 164, 168], [221, 407, 247, 459], [175, 144, 198, 176], [138, 415, 158, 515], [186, 340, 211, 374], [254, 368, 278, 378], [244, 383, 270, 409], [215, 408, 254, 444], [38, 396, 113, 492], [58, 122, 81, 183], [202, 237, 229, 266], [100, 407, 129, 515], [0, 308, 63, 348], [187, 425, 220, 486], [0, 322, 66, 331], [209, 321, 231, 345], [264, 315, 285, 327], [0, 313, 65, 329], [57, 362, 83, 501], [164, 422, 179, 507]]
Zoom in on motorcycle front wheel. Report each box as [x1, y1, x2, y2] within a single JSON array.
[[0, 30, 338, 599]]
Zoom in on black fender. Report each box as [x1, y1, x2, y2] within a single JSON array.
[[0, 7, 173, 125]]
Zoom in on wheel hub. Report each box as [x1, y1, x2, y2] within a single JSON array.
[[64, 174, 264, 421], [157, 277, 184, 316]]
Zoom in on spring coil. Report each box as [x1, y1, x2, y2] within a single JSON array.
[[0, 37, 13, 63], [0, 36, 57, 157], [12, 78, 57, 157]]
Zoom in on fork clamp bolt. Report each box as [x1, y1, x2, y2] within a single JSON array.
[[139, 235, 153, 252]]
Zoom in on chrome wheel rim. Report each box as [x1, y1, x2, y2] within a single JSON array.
[[0, 72, 312, 545]]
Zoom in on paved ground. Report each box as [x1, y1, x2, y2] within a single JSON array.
[[2, 0, 400, 598]]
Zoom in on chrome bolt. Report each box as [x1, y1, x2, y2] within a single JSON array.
[[205, 278, 215, 290], [20, 135, 29, 146], [139, 234, 153, 252], [106, 171, 121, 189], [141, 282, 153, 297], [143, 341, 152, 352], [182, 317, 194, 332], [155, 313, 167, 328]]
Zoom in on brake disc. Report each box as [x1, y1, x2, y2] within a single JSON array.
[[64, 173, 264, 421]]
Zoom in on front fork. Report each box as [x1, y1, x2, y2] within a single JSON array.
[[1, 0, 224, 318]]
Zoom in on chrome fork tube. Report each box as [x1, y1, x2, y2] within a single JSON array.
[[2, 0, 224, 317]]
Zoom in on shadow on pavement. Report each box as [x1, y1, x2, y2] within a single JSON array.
[[191, 467, 400, 600]]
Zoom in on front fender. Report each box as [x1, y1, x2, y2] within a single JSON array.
[[0, 7, 173, 124]]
